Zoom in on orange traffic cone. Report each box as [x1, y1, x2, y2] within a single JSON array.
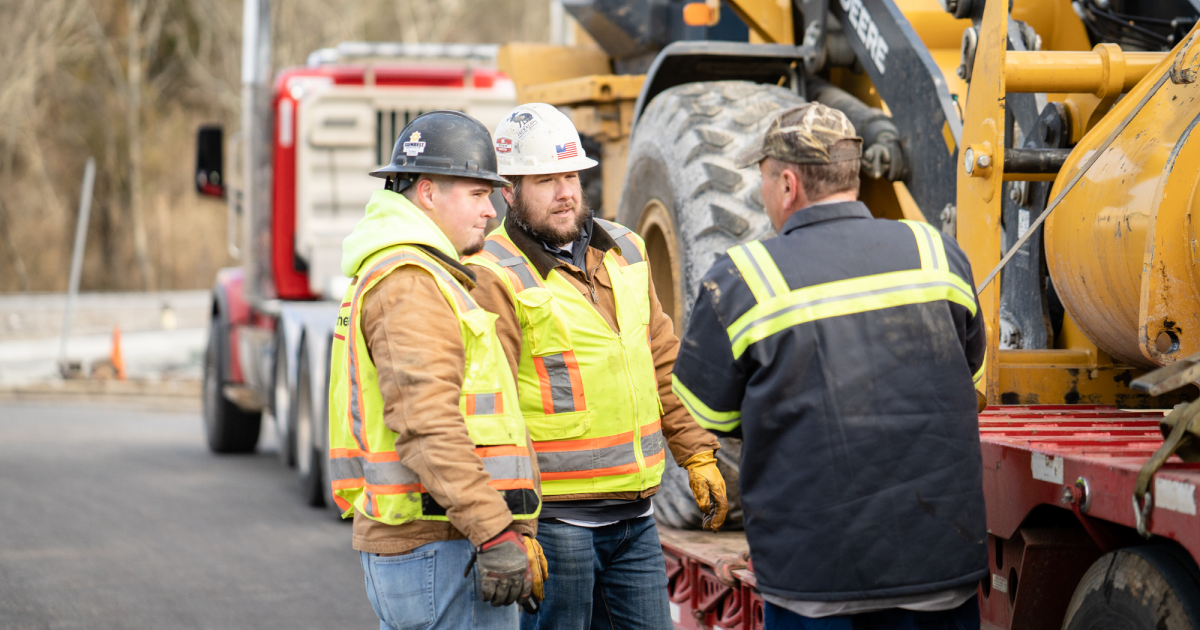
[[111, 325, 126, 381]]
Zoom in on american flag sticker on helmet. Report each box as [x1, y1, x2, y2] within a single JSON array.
[[555, 142, 578, 159]]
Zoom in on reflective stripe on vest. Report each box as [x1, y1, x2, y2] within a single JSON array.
[[724, 220, 978, 360], [465, 221, 663, 497], [328, 244, 539, 523]]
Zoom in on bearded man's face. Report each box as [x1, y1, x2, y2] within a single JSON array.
[[505, 172, 590, 247]]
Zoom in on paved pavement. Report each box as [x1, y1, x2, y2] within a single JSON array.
[[0, 397, 379, 630]]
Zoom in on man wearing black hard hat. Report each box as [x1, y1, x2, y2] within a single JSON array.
[[329, 111, 548, 629]]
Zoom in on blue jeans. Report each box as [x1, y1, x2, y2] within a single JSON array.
[[360, 541, 519, 630], [764, 596, 980, 630], [521, 515, 672, 630]]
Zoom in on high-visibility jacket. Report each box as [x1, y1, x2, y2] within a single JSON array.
[[465, 219, 666, 497], [328, 243, 540, 525]]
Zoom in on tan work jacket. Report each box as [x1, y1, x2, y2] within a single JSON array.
[[352, 256, 539, 554]]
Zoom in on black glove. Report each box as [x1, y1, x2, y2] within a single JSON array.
[[465, 530, 531, 607]]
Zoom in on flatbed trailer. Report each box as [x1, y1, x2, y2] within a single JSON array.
[[659, 405, 1200, 630]]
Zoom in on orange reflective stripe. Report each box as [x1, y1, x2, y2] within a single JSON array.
[[640, 420, 661, 437], [464, 395, 475, 416], [489, 478, 536, 491], [331, 477, 364, 491], [333, 494, 352, 512], [540, 451, 665, 481], [330, 447, 400, 463], [533, 430, 633, 453], [532, 351, 586, 414]]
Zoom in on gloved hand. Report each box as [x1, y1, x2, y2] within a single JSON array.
[[522, 534, 549, 613], [977, 389, 988, 413], [683, 450, 728, 532], [466, 530, 532, 607]]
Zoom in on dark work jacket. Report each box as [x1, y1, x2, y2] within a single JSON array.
[[672, 201, 988, 602]]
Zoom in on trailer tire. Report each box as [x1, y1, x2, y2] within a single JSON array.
[[618, 80, 804, 531], [295, 344, 326, 508], [202, 318, 261, 454], [1063, 545, 1200, 630], [272, 334, 296, 467]]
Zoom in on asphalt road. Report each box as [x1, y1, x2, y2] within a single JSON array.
[[0, 396, 379, 630]]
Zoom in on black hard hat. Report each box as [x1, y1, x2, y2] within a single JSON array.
[[370, 110, 509, 187]]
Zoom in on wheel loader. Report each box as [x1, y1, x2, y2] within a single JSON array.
[[499, 1, 1200, 627]]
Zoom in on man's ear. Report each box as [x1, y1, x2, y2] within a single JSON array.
[[782, 168, 799, 209], [500, 184, 515, 205], [415, 177, 437, 211]]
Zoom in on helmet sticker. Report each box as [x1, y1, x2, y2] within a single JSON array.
[[505, 110, 540, 138], [555, 142, 578, 159], [496, 137, 513, 154], [403, 131, 426, 157]]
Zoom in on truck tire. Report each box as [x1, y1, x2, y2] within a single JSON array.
[[272, 334, 296, 467], [1064, 545, 1200, 630], [618, 81, 804, 531], [202, 318, 262, 454], [295, 343, 326, 507]]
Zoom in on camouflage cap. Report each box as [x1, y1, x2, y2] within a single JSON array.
[[734, 102, 863, 169]]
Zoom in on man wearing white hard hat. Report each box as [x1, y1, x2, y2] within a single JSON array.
[[466, 103, 727, 629]]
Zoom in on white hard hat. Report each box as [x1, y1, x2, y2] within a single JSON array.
[[493, 103, 599, 176]]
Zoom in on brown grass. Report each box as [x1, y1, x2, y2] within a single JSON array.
[[0, 0, 548, 293]]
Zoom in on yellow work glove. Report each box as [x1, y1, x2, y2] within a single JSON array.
[[683, 450, 728, 532], [524, 534, 549, 606], [977, 389, 988, 413]]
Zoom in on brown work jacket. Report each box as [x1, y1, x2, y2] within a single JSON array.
[[351, 250, 538, 554], [470, 218, 719, 502]]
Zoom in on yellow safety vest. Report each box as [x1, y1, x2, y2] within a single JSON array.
[[465, 219, 666, 497], [328, 244, 539, 524]]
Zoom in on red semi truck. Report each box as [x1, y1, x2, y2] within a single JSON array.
[[195, 1, 516, 511]]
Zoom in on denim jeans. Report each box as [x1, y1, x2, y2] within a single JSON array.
[[520, 515, 672, 630], [360, 540, 519, 630], [764, 596, 980, 630]]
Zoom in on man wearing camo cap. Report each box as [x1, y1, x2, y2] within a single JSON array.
[[671, 102, 988, 630]]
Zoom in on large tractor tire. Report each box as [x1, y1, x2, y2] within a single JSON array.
[[1064, 545, 1200, 630], [618, 80, 805, 530], [202, 317, 262, 454]]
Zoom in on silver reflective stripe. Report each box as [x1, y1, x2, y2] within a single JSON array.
[[484, 240, 540, 290], [739, 244, 777, 298], [917, 223, 941, 270], [535, 442, 637, 473], [597, 219, 644, 264], [640, 430, 665, 458], [540, 353, 576, 413], [473, 393, 497, 415], [330, 456, 365, 482], [363, 459, 421, 486], [348, 351, 366, 449], [483, 455, 535, 481], [730, 279, 973, 347], [363, 491, 376, 516]]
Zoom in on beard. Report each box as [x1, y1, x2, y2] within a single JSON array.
[[507, 189, 592, 247], [461, 235, 485, 257]]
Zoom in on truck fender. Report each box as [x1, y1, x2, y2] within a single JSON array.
[[211, 266, 250, 384]]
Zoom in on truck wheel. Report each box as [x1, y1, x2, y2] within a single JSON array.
[[618, 80, 804, 530], [202, 318, 261, 453], [272, 334, 296, 467], [1063, 545, 1200, 630], [295, 344, 327, 507]]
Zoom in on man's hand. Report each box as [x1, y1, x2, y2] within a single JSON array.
[[469, 531, 531, 606], [524, 534, 549, 610], [683, 450, 728, 531]]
